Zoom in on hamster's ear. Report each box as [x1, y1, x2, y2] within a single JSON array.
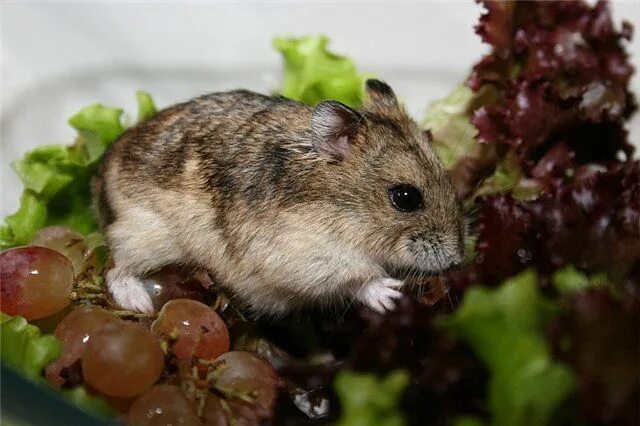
[[364, 79, 398, 108], [312, 100, 362, 161], [422, 129, 433, 143]]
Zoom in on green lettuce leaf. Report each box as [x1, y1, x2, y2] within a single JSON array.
[[136, 90, 157, 123], [334, 369, 409, 426], [443, 270, 576, 426], [422, 85, 479, 168], [453, 416, 486, 426], [3, 191, 48, 247], [273, 35, 368, 107], [1, 92, 156, 249], [474, 150, 540, 200], [0, 314, 61, 379], [10, 145, 76, 199], [67, 104, 124, 146], [551, 265, 606, 295], [0, 225, 14, 249], [61, 386, 115, 418]]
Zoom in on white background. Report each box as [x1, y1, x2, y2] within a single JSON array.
[[2, 1, 639, 217]]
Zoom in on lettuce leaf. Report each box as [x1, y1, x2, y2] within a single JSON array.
[[1, 92, 156, 249], [67, 104, 124, 147], [0, 314, 61, 379], [422, 85, 479, 168], [551, 265, 606, 295], [61, 386, 115, 418], [2, 191, 48, 247], [453, 417, 486, 426], [469, 0, 635, 163], [443, 270, 576, 426], [421, 84, 502, 200], [273, 35, 368, 107], [473, 150, 540, 201], [335, 369, 409, 426], [136, 90, 157, 123]]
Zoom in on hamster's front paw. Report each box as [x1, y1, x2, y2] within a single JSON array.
[[357, 277, 404, 313], [106, 270, 154, 313]]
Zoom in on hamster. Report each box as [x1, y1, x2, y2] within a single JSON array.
[[93, 79, 465, 316]]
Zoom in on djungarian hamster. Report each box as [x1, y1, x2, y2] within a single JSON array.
[[94, 80, 465, 316]]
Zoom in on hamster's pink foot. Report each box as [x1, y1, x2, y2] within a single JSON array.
[[357, 277, 404, 313], [106, 269, 154, 313]]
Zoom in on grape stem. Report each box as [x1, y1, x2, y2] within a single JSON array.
[[203, 362, 259, 403], [79, 293, 105, 301], [181, 378, 208, 417], [76, 282, 103, 291], [210, 382, 258, 404]]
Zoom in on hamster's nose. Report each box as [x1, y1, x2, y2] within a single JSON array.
[[448, 249, 464, 269], [441, 236, 464, 270], [435, 244, 464, 270]]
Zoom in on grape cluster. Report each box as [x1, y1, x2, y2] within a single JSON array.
[[0, 226, 282, 425]]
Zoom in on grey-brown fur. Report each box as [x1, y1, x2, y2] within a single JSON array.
[[95, 80, 465, 316]]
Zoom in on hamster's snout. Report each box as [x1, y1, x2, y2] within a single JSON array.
[[407, 230, 465, 272]]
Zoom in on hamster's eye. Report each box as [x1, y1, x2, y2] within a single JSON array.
[[389, 185, 423, 212]]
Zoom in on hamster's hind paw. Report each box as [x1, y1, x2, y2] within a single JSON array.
[[106, 270, 154, 314], [356, 277, 404, 313]]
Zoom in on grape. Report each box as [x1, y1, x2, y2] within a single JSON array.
[[128, 385, 202, 426], [203, 394, 227, 426], [82, 321, 164, 398], [211, 351, 280, 417], [103, 394, 136, 415], [141, 267, 208, 310], [45, 305, 119, 387], [30, 226, 99, 275], [31, 226, 94, 275], [0, 246, 74, 320], [203, 395, 262, 426], [151, 299, 229, 362], [31, 304, 74, 334], [224, 400, 263, 426]]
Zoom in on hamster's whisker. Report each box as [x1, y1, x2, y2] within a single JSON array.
[[467, 166, 499, 198], [340, 273, 378, 319], [451, 122, 472, 160], [391, 241, 412, 258], [406, 264, 420, 284], [446, 283, 458, 310]]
